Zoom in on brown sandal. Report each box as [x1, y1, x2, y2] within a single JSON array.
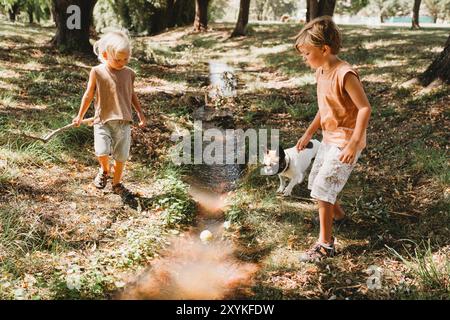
[[299, 238, 336, 263]]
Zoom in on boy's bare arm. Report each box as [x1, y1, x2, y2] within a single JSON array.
[[345, 73, 371, 144], [339, 73, 371, 163], [305, 111, 321, 136], [296, 111, 321, 151], [73, 69, 96, 126], [131, 92, 147, 127]]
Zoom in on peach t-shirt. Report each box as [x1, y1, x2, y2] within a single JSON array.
[[92, 64, 135, 124], [315, 61, 366, 150]]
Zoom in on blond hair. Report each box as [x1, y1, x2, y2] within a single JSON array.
[[93, 29, 132, 64], [294, 16, 341, 54]]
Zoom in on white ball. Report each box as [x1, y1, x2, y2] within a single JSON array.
[[223, 221, 231, 230], [200, 230, 213, 242]]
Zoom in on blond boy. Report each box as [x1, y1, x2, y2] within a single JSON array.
[[295, 17, 371, 262], [73, 30, 146, 194]]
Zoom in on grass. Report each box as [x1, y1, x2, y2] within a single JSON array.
[[0, 20, 449, 300], [411, 143, 449, 185], [387, 240, 449, 299]]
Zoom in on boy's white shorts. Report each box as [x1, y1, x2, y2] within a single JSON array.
[[308, 142, 361, 205], [94, 120, 131, 162]]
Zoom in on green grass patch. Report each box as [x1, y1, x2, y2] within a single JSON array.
[[387, 240, 449, 299], [411, 143, 449, 184]]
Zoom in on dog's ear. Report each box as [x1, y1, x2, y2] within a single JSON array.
[[263, 146, 268, 154], [305, 141, 313, 149]]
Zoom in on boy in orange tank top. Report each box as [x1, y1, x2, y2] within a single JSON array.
[[294, 17, 372, 262]]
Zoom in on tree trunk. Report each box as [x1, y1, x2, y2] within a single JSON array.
[[35, 2, 43, 23], [193, 0, 209, 32], [167, 0, 195, 28], [114, 0, 132, 30], [231, 0, 251, 37], [419, 35, 450, 85], [51, 0, 97, 53], [307, 0, 336, 22], [8, 10, 16, 22], [8, 3, 21, 22], [306, 0, 318, 22], [254, 2, 263, 21], [27, 5, 34, 24], [318, 0, 336, 17], [412, 0, 421, 29], [166, 0, 175, 27]]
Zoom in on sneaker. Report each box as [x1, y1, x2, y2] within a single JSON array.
[[299, 239, 336, 263], [93, 170, 109, 189]]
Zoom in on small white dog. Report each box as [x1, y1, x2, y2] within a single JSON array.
[[262, 140, 320, 196]]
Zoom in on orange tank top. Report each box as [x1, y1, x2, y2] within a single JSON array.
[[315, 60, 366, 150], [92, 64, 135, 124]]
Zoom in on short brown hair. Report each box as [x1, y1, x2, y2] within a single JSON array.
[[294, 16, 342, 54]]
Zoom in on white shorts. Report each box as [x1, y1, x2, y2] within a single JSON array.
[[308, 142, 361, 204], [94, 120, 131, 162]]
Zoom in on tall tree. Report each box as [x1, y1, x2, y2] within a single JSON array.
[[26, 0, 33, 23], [419, 35, 450, 85], [168, 0, 195, 28], [6, 0, 23, 21], [193, 0, 209, 31], [250, 0, 297, 21], [425, 0, 450, 23], [306, 0, 336, 22], [335, 0, 369, 15], [411, 0, 421, 29], [26, 0, 44, 24], [252, 0, 265, 20], [113, 0, 132, 29], [361, 0, 410, 24], [231, 0, 250, 37], [424, 0, 440, 23], [1, 0, 51, 23], [51, 0, 97, 53], [106, 0, 194, 34], [166, 0, 174, 26]]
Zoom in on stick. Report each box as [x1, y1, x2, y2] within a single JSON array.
[[21, 117, 95, 143]]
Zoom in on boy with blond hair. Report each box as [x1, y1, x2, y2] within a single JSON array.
[[73, 30, 146, 194], [294, 17, 371, 262]]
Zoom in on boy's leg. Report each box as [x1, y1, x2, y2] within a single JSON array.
[[333, 200, 345, 221], [112, 160, 125, 186], [109, 121, 131, 187], [112, 160, 134, 198], [318, 200, 334, 244], [97, 155, 110, 174], [299, 200, 336, 262], [93, 155, 110, 189], [93, 123, 113, 188]]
